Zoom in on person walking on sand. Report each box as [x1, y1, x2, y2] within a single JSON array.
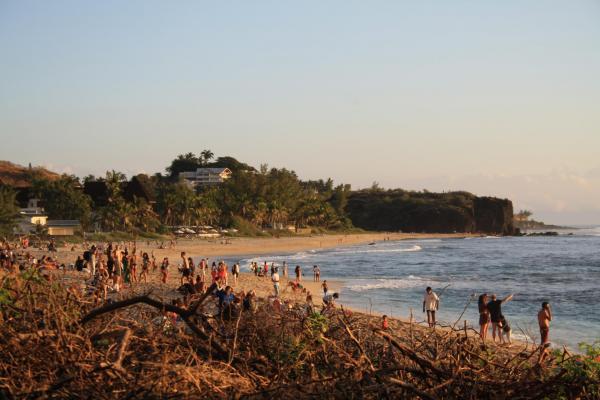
[[487, 293, 514, 343], [295, 265, 302, 282], [478, 293, 491, 341], [538, 302, 552, 364], [322, 280, 329, 295], [423, 287, 439, 328]]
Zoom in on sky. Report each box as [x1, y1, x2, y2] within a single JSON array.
[[1, 1, 599, 224]]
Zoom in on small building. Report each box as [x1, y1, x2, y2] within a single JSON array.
[[15, 199, 80, 236], [16, 199, 48, 234], [46, 220, 80, 236], [179, 168, 232, 188]]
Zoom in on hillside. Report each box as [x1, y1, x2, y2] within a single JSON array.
[[0, 161, 60, 188]]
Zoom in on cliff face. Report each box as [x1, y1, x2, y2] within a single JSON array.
[[473, 197, 515, 235], [346, 190, 516, 235]]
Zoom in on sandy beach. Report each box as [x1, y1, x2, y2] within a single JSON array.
[[45, 232, 476, 265], [35, 231, 533, 351]]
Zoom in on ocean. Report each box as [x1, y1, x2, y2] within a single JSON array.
[[237, 227, 600, 350]]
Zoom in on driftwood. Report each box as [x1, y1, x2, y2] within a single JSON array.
[[0, 271, 595, 399]]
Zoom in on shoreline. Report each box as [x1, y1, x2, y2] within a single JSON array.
[[28, 231, 537, 352]]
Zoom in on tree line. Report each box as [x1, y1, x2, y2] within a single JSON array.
[[0, 152, 352, 235]]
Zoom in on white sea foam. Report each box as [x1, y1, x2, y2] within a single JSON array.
[[346, 275, 430, 291], [333, 245, 422, 255]]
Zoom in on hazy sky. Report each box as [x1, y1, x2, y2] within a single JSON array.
[[1, 1, 599, 224]]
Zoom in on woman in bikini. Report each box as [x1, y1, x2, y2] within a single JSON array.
[[478, 293, 490, 341]]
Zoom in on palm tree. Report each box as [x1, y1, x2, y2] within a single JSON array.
[[200, 149, 214, 165]]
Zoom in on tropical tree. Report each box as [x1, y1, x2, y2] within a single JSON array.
[[32, 175, 93, 229], [165, 153, 201, 179], [95, 171, 130, 231], [200, 149, 214, 166]]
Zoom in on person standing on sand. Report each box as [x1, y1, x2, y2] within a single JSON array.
[[478, 293, 491, 341], [160, 257, 169, 284], [272, 268, 280, 296], [322, 280, 328, 295], [140, 252, 150, 283], [487, 293, 514, 343], [122, 253, 130, 284], [130, 250, 138, 283], [180, 252, 190, 286], [313, 265, 320, 282], [282, 261, 288, 277], [295, 265, 302, 282], [423, 287, 439, 328], [538, 302, 552, 364], [231, 262, 240, 285], [188, 257, 195, 278]]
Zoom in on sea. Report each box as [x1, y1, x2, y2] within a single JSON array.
[[233, 227, 600, 351]]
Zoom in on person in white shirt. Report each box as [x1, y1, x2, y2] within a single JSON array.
[[423, 286, 440, 328], [272, 268, 280, 296]]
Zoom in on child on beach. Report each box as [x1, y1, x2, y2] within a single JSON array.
[[382, 315, 389, 330], [498, 316, 512, 345], [322, 280, 328, 295]]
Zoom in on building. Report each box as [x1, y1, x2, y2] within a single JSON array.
[[15, 199, 80, 236], [46, 220, 80, 236], [179, 168, 232, 188], [15, 199, 48, 234]]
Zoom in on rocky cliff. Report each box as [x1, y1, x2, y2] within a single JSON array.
[[346, 190, 516, 235]]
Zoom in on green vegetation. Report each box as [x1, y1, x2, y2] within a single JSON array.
[[551, 342, 600, 398], [7, 152, 352, 236], [32, 175, 93, 229], [0, 187, 20, 236], [4, 151, 515, 236], [346, 188, 515, 234]]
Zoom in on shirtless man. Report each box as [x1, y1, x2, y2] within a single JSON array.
[[538, 302, 552, 364]]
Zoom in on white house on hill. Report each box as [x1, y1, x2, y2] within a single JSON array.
[[179, 167, 232, 188]]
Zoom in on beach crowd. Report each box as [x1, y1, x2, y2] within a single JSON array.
[[1, 237, 552, 362]]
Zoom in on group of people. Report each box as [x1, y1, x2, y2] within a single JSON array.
[[3, 237, 555, 359], [421, 287, 552, 357]]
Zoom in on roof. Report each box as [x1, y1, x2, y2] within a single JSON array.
[[46, 220, 80, 227], [192, 168, 231, 174]]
